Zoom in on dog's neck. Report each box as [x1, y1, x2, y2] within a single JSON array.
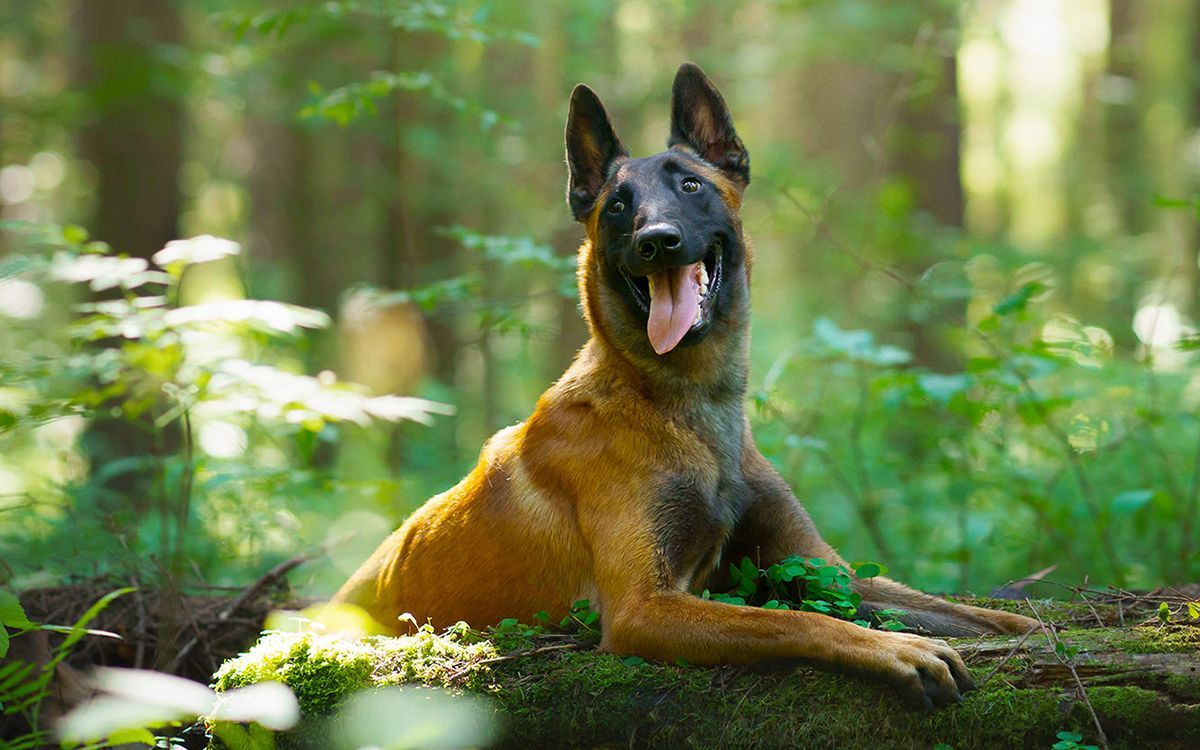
[[623, 329, 749, 407], [583, 303, 751, 416]]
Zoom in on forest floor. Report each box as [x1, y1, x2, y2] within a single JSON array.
[[207, 595, 1199, 750], [11, 576, 1199, 748]]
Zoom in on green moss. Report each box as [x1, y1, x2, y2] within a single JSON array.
[[950, 596, 1119, 624], [211, 625, 1200, 749], [212, 628, 497, 716], [1088, 686, 1200, 745], [1165, 673, 1200, 702], [484, 654, 1099, 749], [1112, 625, 1200, 654]]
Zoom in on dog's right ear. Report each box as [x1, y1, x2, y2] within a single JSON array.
[[565, 84, 626, 222]]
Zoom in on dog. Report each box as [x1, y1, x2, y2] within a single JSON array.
[[333, 62, 1038, 709]]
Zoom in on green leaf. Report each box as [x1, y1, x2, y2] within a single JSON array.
[[163, 300, 330, 334], [916, 373, 969, 404], [152, 235, 241, 269], [108, 727, 158, 746], [1158, 602, 1171, 623], [993, 281, 1045, 317], [621, 655, 645, 666], [1187, 602, 1200, 620], [62, 225, 89, 245], [49, 588, 133, 672], [1111, 489, 1155, 514], [1152, 193, 1198, 210], [710, 594, 745, 606], [966, 356, 1000, 373], [735, 557, 759, 597], [918, 262, 972, 300], [851, 561, 888, 579], [0, 589, 34, 629], [811, 317, 911, 366]]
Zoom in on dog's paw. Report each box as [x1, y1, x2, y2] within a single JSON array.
[[874, 632, 976, 710]]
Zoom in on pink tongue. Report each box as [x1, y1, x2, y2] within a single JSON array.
[[646, 262, 701, 355]]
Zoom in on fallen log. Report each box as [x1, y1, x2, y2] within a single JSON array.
[[209, 598, 1199, 749]]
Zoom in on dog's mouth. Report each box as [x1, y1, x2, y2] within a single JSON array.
[[621, 239, 723, 355]]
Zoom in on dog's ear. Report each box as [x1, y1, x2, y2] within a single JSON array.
[[668, 63, 749, 188], [565, 84, 626, 222]]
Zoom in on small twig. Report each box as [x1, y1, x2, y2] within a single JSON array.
[[165, 538, 347, 673], [976, 626, 1038, 689], [1026, 599, 1108, 750], [1080, 596, 1106, 629], [776, 186, 916, 290], [446, 642, 580, 682], [220, 550, 318, 621]]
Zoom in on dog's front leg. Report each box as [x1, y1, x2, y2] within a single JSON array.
[[730, 444, 1038, 637], [577, 500, 970, 709]]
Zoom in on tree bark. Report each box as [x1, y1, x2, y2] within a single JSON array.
[[73, 0, 183, 261]]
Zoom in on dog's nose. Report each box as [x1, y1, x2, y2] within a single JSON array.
[[635, 224, 682, 261]]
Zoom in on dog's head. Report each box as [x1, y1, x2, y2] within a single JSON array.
[[566, 63, 751, 371]]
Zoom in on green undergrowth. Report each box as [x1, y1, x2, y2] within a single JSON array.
[[210, 613, 1200, 750], [703, 556, 907, 631]]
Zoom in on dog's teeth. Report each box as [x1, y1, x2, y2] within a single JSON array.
[[699, 265, 709, 286], [699, 282, 708, 297]]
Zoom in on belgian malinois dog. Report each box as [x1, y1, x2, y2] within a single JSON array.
[[334, 62, 1037, 709]]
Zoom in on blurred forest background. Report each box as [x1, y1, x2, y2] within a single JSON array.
[[2, 0, 1199, 605]]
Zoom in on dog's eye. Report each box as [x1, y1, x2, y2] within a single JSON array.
[[681, 178, 702, 193], [607, 200, 626, 215]]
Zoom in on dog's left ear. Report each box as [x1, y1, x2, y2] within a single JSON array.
[[668, 62, 749, 188]]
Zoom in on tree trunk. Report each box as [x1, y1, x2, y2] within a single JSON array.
[[71, 0, 185, 544], [73, 0, 183, 261], [894, 45, 964, 371]]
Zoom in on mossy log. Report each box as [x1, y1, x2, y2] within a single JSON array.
[[211, 599, 1200, 749]]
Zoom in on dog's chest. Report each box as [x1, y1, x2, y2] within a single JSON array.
[[649, 402, 749, 589]]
